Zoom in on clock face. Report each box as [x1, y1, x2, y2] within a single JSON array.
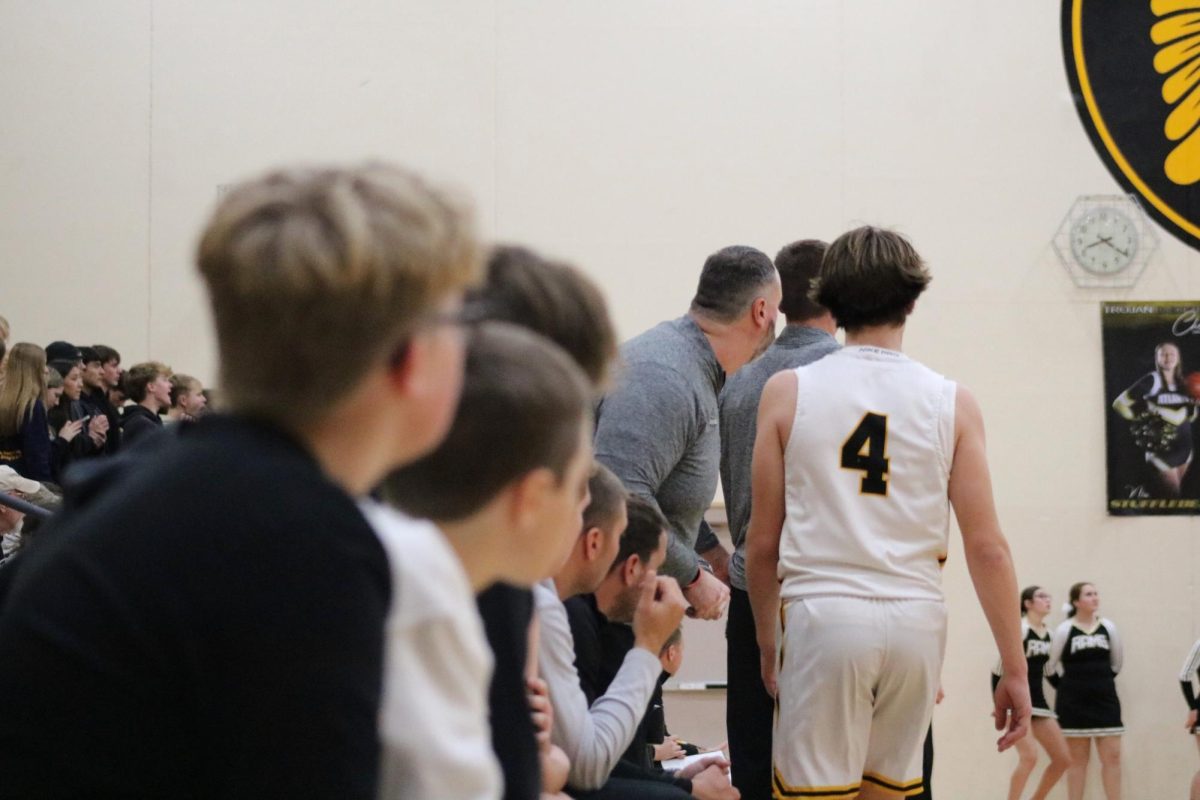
[[1069, 208, 1139, 275]]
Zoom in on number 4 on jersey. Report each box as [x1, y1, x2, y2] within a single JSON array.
[[841, 412, 889, 496]]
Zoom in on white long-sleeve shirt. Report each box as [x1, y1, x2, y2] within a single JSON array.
[[363, 502, 502, 800], [534, 579, 660, 791]]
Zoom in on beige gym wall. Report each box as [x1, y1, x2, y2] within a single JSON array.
[[2, 2, 1197, 797]]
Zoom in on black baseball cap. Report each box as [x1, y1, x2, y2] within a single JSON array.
[[45, 341, 82, 363]]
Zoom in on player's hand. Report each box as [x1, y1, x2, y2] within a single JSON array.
[[1186, 708, 1197, 732], [992, 673, 1031, 751], [759, 645, 777, 699], [684, 569, 729, 620], [633, 572, 688, 654], [687, 763, 740, 800]]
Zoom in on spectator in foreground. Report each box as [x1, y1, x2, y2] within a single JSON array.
[[0, 161, 482, 797]]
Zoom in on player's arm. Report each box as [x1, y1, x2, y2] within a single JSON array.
[[745, 371, 796, 699], [947, 384, 1030, 751]]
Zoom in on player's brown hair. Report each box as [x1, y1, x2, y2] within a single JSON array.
[[815, 226, 931, 332]]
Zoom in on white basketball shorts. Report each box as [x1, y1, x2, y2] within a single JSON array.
[[773, 596, 947, 799]]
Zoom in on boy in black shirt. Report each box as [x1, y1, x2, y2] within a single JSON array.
[[0, 163, 481, 798]]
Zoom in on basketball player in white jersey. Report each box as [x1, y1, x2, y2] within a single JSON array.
[[746, 226, 1030, 799]]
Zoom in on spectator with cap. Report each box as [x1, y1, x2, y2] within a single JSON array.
[[120, 362, 172, 446], [0, 344, 52, 482]]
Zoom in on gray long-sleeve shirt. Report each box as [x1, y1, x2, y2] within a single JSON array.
[[534, 579, 660, 791], [719, 324, 839, 590], [594, 316, 724, 583]]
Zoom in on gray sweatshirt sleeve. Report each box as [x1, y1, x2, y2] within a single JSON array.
[[535, 583, 661, 790], [594, 363, 702, 581]]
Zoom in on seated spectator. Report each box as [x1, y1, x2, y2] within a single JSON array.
[[0, 344, 52, 482], [93, 344, 121, 398], [0, 467, 59, 566], [120, 362, 172, 445], [564, 498, 732, 799], [537, 472, 732, 799], [647, 629, 697, 767], [374, 322, 596, 800], [0, 161, 481, 798], [166, 374, 207, 424], [46, 359, 99, 480], [79, 347, 118, 453], [43, 368, 63, 413], [471, 244, 619, 800], [0, 468, 29, 566], [108, 370, 127, 409]]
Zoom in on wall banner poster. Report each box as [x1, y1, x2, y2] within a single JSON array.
[[1104, 302, 1200, 515]]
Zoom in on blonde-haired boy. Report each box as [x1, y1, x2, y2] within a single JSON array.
[[0, 162, 480, 798]]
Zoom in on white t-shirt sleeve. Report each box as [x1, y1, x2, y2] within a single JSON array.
[[363, 502, 501, 800], [534, 580, 660, 791]]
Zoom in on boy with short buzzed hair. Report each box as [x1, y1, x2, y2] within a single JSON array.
[[0, 162, 481, 798], [376, 321, 597, 800]]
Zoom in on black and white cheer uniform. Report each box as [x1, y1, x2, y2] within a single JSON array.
[[992, 619, 1055, 718], [1181, 638, 1200, 735], [1046, 617, 1124, 737], [1123, 371, 1195, 469]]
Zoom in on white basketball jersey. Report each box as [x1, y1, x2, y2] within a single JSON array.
[[778, 346, 956, 601]]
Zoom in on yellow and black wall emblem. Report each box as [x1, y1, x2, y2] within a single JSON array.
[[1062, 0, 1200, 251]]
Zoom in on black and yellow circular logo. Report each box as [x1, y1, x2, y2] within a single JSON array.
[[1062, 0, 1200, 251]]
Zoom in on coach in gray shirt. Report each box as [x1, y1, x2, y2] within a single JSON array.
[[720, 239, 838, 800], [594, 246, 780, 620]]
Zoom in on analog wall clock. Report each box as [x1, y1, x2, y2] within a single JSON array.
[[1052, 195, 1158, 288]]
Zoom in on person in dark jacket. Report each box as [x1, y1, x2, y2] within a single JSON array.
[[46, 360, 100, 480], [80, 346, 121, 454], [120, 362, 172, 446]]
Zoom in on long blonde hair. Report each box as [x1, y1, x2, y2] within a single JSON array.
[[0, 343, 46, 436]]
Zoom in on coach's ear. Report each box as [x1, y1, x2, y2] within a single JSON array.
[[620, 554, 642, 586]]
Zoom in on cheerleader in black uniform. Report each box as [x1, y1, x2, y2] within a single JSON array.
[[1112, 341, 1197, 497], [992, 586, 1069, 800], [1045, 582, 1124, 800], [1180, 637, 1200, 800]]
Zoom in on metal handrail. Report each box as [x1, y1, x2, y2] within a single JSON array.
[[0, 491, 53, 519]]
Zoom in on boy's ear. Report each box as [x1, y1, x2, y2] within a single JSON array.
[[508, 468, 555, 532]]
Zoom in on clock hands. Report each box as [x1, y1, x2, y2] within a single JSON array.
[[1083, 236, 1129, 258]]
